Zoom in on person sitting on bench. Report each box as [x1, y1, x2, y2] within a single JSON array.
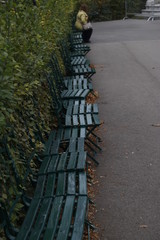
[[75, 4, 93, 43]]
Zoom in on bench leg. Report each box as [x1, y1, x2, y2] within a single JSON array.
[[87, 152, 99, 166]]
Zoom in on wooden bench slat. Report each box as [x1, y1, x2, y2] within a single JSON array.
[[61, 90, 68, 98], [79, 172, 87, 195], [93, 103, 99, 113], [93, 113, 100, 125], [52, 127, 86, 140], [28, 198, 52, 240], [63, 90, 73, 97], [86, 104, 91, 113], [78, 79, 83, 89], [73, 115, 78, 126], [88, 82, 93, 89], [75, 89, 83, 97], [46, 156, 59, 173], [71, 196, 88, 240], [80, 127, 86, 138], [73, 79, 77, 89], [34, 175, 46, 198], [45, 174, 57, 197], [56, 172, 66, 196], [69, 138, 76, 152], [60, 90, 66, 98], [69, 90, 79, 98], [77, 152, 86, 170], [56, 128, 64, 140], [80, 104, 85, 114], [56, 196, 75, 240], [66, 104, 72, 115], [57, 153, 68, 171], [77, 138, 84, 152], [79, 114, 85, 126], [66, 80, 72, 90], [67, 172, 76, 195], [86, 114, 92, 125], [71, 128, 78, 138], [64, 127, 72, 139], [16, 198, 41, 240], [83, 80, 87, 89], [65, 115, 72, 126], [50, 139, 60, 155], [67, 152, 78, 170], [43, 196, 63, 240], [73, 104, 79, 115], [44, 131, 56, 155], [38, 156, 52, 175]]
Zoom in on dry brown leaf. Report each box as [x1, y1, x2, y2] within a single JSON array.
[[140, 225, 148, 228], [152, 124, 160, 127]]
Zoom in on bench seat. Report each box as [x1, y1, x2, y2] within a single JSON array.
[[70, 56, 89, 65], [61, 89, 90, 99], [65, 113, 100, 128], [39, 151, 87, 175], [15, 195, 88, 240], [71, 64, 96, 79], [66, 103, 99, 115], [64, 75, 93, 90], [64, 78, 93, 91]]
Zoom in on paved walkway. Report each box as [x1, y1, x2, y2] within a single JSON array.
[[88, 20, 160, 240]]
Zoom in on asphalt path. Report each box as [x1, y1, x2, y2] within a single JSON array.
[[88, 19, 160, 240]]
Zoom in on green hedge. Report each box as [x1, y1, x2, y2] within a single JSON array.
[[0, 0, 78, 137]]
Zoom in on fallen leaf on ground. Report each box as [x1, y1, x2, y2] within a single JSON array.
[[140, 225, 148, 228], [152, 124, 160, 127]]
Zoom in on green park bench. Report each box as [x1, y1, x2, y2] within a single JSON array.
[[50, 54, 93, 90], [46, 75, 101, 165], [70, 43, 90, 56], [49, 55, 92, 101], [0, 132, 90, 240], [64, 75, 93, 91], [0, 35, 100, 240], [69, 27, 90, 55], [60, 42, 96, 79], [69, 33, 84, 44]]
